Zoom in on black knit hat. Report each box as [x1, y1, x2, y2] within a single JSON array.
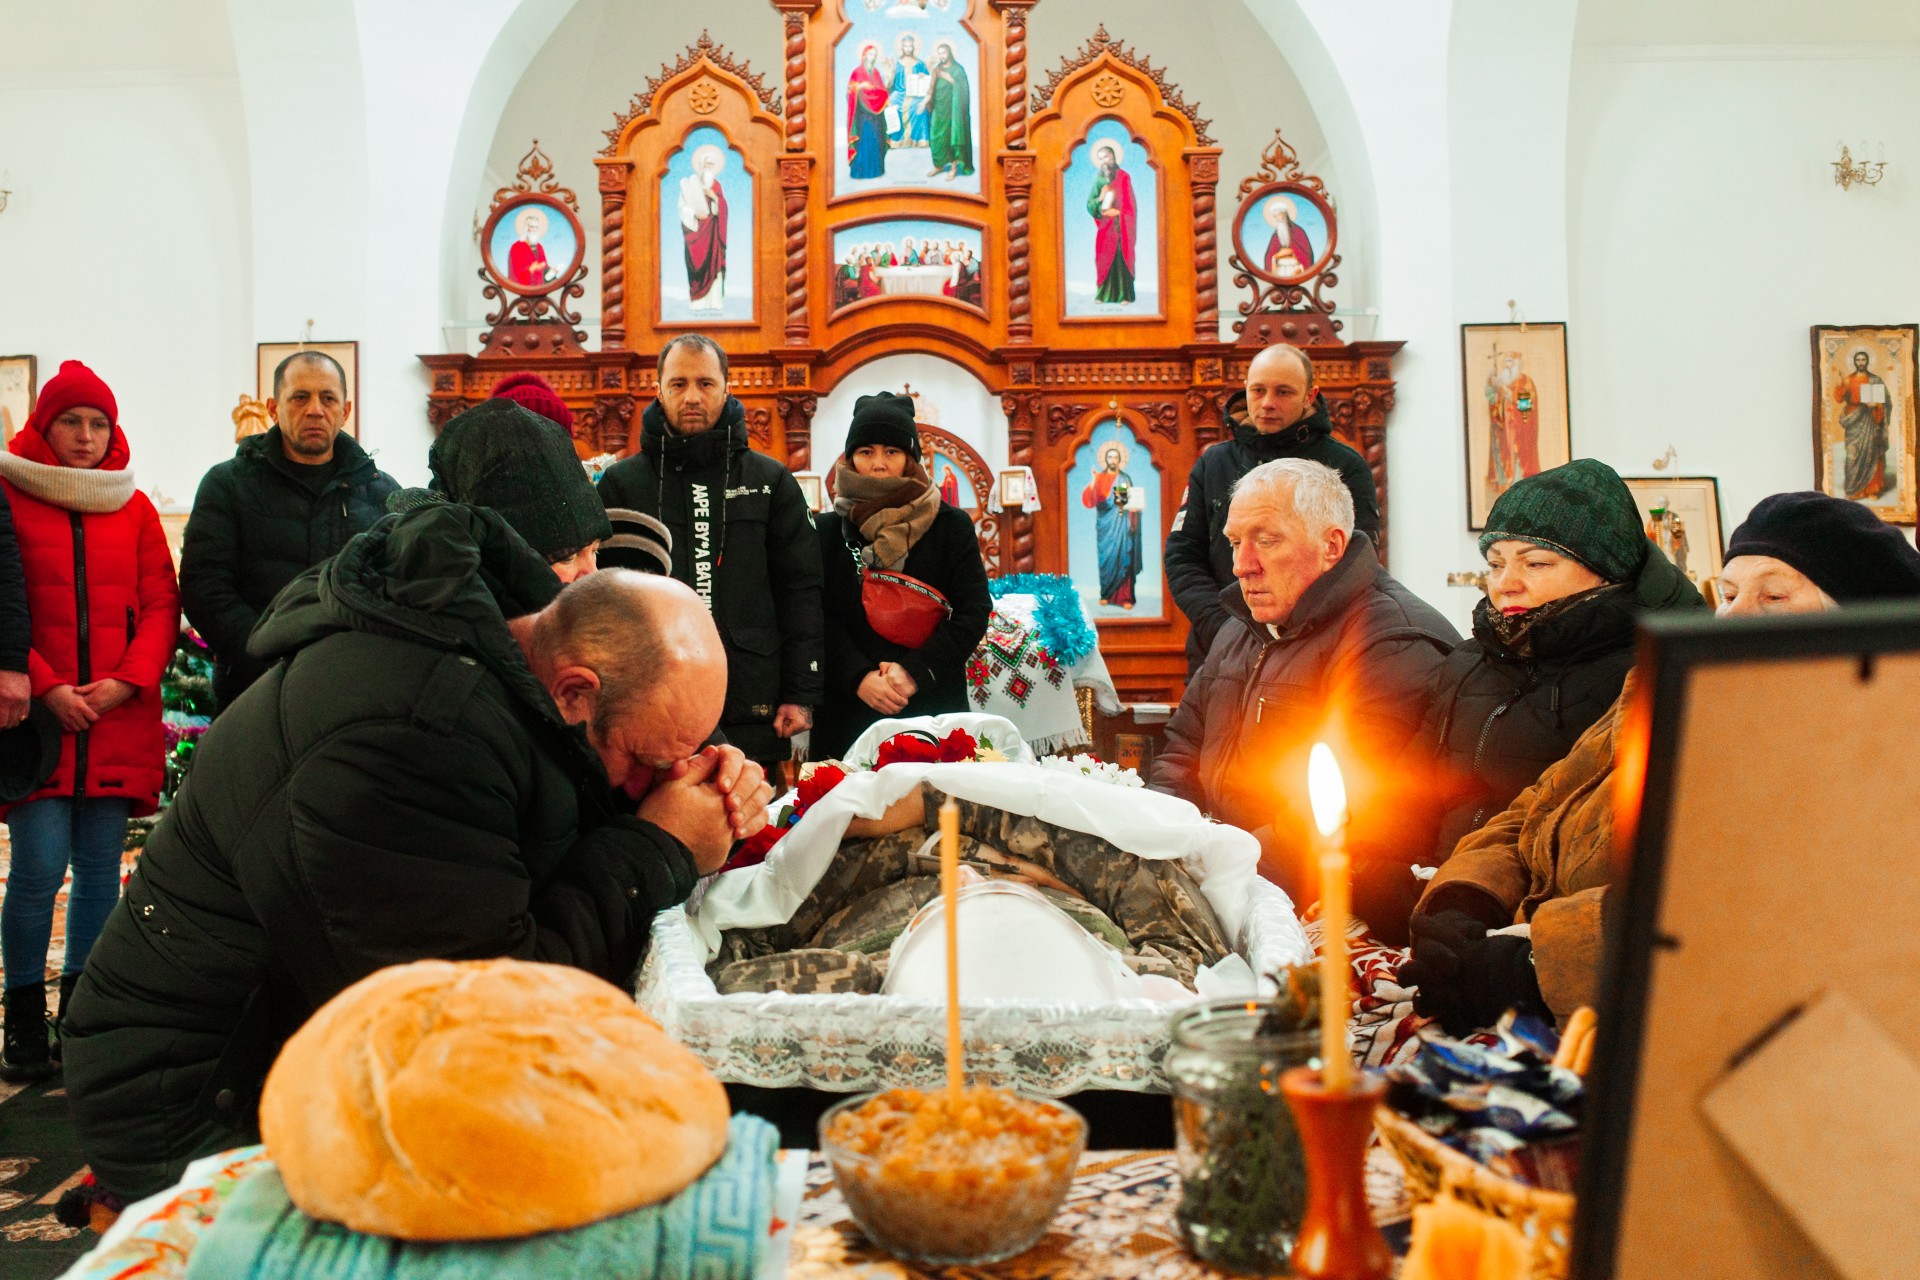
[[1478, 458, 1649, 583], [1725, 491, 1920, 602], [430, 399, 612, 562], [599, 506, 673, 574], [845, 392, 920, 458]]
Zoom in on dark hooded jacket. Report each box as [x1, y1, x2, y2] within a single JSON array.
[[179, 426, 398, 710], [1165, 394, 1381, 673], [596, 397, 824, 763], [61, 505, 698, 1199], [1348, 544, 1706, 944], [1149, 534, 1458, 905]]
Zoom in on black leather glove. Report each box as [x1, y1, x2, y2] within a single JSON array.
[[1397, 910, 1545, 1037]]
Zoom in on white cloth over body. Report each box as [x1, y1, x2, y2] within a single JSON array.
[[690, 713, 1286, 965]]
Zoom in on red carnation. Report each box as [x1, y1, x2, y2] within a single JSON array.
[[725, 824, 784, 871], [936, 729, 978, 762], [795, 763, 848, 816]]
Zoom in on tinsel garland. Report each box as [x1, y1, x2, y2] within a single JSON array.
[[988, 573, 1098, 666]]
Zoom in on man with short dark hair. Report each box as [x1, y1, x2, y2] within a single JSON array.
[[1166, 343, 1382, 673], [64, 504, 772, 1201], [597, 335, 823, 774], [180, 352, 398, 711]]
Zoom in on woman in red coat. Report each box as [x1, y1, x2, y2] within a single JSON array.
[[0, 361, 179, 1081]]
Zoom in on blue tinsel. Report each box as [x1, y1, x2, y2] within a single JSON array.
[[988, 573, 1099, 666]]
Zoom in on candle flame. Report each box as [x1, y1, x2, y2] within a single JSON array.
[[1307, 742, 1348, 838]]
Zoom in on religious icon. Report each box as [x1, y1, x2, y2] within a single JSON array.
[[1624, 476, 1726, 599], [834, 0, 981, 196], [1062, 121, 1160, 318], [0, 355, 34, 444], [1081, 440, 1143, 609], [482, 194, 583, 299], [829, 218, 985, 315], [1232, 181, 1337, 287], [926, 39, 974, 180], [659, 127, 754, 323], [1811, 324, 1919, 524], [1460, 323, 1572, 529], [1065, 417, 1163, 620]]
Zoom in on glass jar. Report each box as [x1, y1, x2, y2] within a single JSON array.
[[1165, 999, 1321, 1275]]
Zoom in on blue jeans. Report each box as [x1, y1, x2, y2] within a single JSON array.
[[2, 796, 131, 990]]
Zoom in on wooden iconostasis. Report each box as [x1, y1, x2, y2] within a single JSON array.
[[422, 3, 1402, 706]]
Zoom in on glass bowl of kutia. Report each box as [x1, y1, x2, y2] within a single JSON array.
[[818, 1084, 1088, 1266]]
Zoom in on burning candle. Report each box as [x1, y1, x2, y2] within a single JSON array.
[[1307, 743, 1353, 1092], [940, 797, 964, 1094]]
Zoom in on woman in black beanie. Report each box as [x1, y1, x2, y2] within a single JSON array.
[[812, 392, 991, 760]]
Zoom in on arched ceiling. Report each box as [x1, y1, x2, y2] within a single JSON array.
[[0, 0, 236, 76]]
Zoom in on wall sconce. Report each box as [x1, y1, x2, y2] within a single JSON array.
[[793, 470, 825, 514], [991, 466, 1041, 512], [1833, 142, 1887, 191]]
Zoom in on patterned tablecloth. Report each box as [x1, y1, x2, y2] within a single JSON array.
[[62, 1145, 1412, 1280]]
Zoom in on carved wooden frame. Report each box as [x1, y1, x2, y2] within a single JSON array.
[[823, 212, 989, 321], [1054, 402, 1172, 627]]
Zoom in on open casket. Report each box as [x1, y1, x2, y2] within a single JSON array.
[[636, 715, 1313, 1096]]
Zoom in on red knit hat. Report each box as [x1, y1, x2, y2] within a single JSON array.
[[490, 371, 572, 431], [28, 360, 118, 434]]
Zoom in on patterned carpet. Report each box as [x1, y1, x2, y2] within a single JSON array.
[[0, 831, 118, 1279]]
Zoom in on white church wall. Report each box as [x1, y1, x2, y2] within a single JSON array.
[[0, 0, 251, 510], [812, 353, 1007, 477], [1568, 41, 1920, 548]]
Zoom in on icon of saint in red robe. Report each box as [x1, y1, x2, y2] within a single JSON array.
[[507, 208, 555, 289], [1087, 142, 1137, 305], [679, 145, 729, 313], [1262, 194, 1316, 280]]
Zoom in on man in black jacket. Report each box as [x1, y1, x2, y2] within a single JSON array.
[[1166, 344, 1381, 673], [1150, 459, 1456, 906], [179, 351, 398, 711], [597, 335, 824, 772], [62, 504, 772, 1200]]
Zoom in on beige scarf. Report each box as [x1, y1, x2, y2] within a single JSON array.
[[0, 451, 135, 513], [833, 455, 941, 571]]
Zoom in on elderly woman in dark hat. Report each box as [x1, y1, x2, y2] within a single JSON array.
[[1351, 458, 1706, 944], [811, 392, 991, 760], [1398, 489, 1920, 1034]]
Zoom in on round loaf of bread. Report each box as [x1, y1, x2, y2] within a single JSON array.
[[259, 958, 730, 1241]]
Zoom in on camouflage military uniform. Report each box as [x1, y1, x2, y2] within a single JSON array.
[[710, 784, 1232, 995]]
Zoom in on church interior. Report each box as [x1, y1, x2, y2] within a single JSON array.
[[2, 2, 1918, 1278]]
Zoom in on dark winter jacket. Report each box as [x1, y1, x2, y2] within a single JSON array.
[[178, 427, 398, 711], [1149, 534, 1458, 906], [596, 398, 824, 762], [1165, 395, 1381, 672], [0, 488, 28, 676], [812, 503, 993, 759], [61, 504, 699, 1199], [0, 420, 180, 817], [1348, 545, 1705, 944]]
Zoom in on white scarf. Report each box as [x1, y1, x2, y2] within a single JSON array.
[[0, 451, 136, 513]]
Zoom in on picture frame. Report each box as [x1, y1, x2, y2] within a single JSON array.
[[1809, 323, 1918, 525], [0, 354, 35, 443], [1621, 476, 1724, 601], [1230, 179, 1337, 287], [256, 341, 361, 437], [1460, 322, 1573, 529], [480, 192, 586, 299]]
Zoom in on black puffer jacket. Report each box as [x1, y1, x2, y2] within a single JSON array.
[[1165, 395, 1381, 673], [179, 427, 398, 710], [62, 505, 698, 1199], [812, 503, 993, 759], [0, 488, 27, 673], [1150, 535, 1458, 905], [596, 398, 824, 763], [1348, 544, 1706, 944]]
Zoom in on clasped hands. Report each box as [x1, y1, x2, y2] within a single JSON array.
[[42, 678, 137, 732], [635, 743, 775, 875], [856, 661, 919, 714]]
